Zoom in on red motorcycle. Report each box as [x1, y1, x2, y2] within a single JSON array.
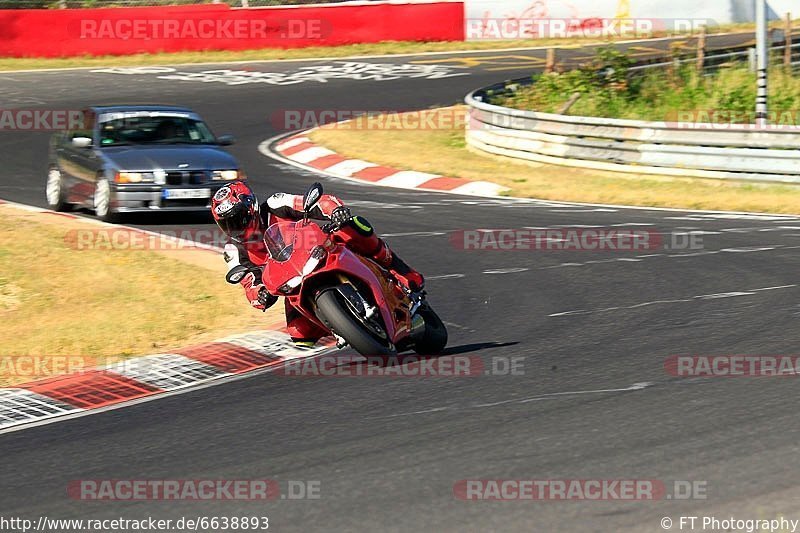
[[254, 183, 447, 356]]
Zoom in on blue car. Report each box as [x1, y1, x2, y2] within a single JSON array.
[[47, 105, 245, 222]]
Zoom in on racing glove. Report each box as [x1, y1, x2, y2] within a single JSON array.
[[242, 271, 278, 312], [224, 243, 277, 312], [323, 206, 353, 233]]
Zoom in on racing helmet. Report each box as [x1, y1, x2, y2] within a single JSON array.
[[212, 181, 261, 242]]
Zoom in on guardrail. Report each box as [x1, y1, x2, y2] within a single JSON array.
[[466, 41, 800, 183]]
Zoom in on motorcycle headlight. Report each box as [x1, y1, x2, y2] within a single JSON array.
[[116, 171, 155, 184], [212, 170, 245, 181], [278, 276, 303, 294], [276, 250, 326, 294]]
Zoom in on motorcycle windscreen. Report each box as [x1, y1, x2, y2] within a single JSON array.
[[264, 221, 296, 263]]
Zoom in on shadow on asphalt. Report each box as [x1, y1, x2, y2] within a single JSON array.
[[339, 342, 521, 371], [441, 342, 519, 355]]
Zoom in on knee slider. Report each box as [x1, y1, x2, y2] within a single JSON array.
[[349, 216, 374, 237]]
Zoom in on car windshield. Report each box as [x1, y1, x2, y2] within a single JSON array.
[[264, 222, 297, 263], [97, 115, 217, 146]]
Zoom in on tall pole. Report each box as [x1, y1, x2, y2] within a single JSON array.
[[786, 13, 793, 68], [755, 0, 769, 128]]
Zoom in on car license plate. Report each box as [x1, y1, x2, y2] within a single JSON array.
[[162, 188, 211, 200]]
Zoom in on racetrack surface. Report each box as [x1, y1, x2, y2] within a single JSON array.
[[3, 34, 800, 531]]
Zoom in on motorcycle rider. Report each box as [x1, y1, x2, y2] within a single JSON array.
[[211, 181, 424, 348]]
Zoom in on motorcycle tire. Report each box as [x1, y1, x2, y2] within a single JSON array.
[[412, 303, 448, 355], [315, 288, 396, 357]]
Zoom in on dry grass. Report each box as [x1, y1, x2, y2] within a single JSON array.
[[310, 106, 800, 214], [0, 23, 766, 72], [0, 39, 600, 71], [0, 205, 284, 386]]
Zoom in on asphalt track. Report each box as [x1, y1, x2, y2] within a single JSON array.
[[3, 34, 800, 532]]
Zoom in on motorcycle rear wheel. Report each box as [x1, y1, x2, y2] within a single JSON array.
[[315, 288, 396, 357]]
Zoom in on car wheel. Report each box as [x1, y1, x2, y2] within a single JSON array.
[[45, 167, 71, 212], [93, 177, 117, 223]]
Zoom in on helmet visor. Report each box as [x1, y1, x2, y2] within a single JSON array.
[[216, 204, 249, 240]]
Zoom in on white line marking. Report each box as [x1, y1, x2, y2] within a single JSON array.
[[382, 231, 446, 237], [542, 263, 584, 269], [473, 382, 654, 408], [697, 292, 755, 299], [750, 285, 797, 291], [374, 382, 654, 418], [549, 208, 617, 213], [720, 246, 778, 253], [427, 273, 465, 280], [666, 251, 720, 257], [483, 267, 529, 274], [548, 285, 797, 317], [610, 223, 654, 227]]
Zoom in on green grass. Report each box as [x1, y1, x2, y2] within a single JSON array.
[[494, 47, 800, 122]]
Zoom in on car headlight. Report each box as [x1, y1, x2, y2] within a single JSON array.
[[115, 171, 155, 184], [212, 170, 245, 181]]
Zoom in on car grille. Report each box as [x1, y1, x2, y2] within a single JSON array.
[[166, 171, 208, 185]]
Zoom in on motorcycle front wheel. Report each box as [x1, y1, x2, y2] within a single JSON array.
[[315, 288, 396, 357]]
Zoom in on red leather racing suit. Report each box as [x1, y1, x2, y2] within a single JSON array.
[[225, 192, 395, 344]]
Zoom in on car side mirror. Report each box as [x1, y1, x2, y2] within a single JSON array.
[[217, 134, 235, 146], [72, 136, 92, 148]]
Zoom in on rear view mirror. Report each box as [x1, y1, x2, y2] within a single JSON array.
[[226, 264, 251, 285], [303, 182, 323, 213], [72, 136, 92, 148], [217, 134, 235, 146]]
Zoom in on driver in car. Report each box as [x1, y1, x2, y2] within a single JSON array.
[[211, 181, 424, 348]]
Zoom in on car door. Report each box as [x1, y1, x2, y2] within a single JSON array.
[[59, 111, 100, 203]]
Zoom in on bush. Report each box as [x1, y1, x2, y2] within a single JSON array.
[[494, 46, 800, 123]]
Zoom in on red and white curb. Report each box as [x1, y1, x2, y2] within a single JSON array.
[[266, 132, 509, 197], [0, 330, 334, 434], [0, 199, 337, 434]]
